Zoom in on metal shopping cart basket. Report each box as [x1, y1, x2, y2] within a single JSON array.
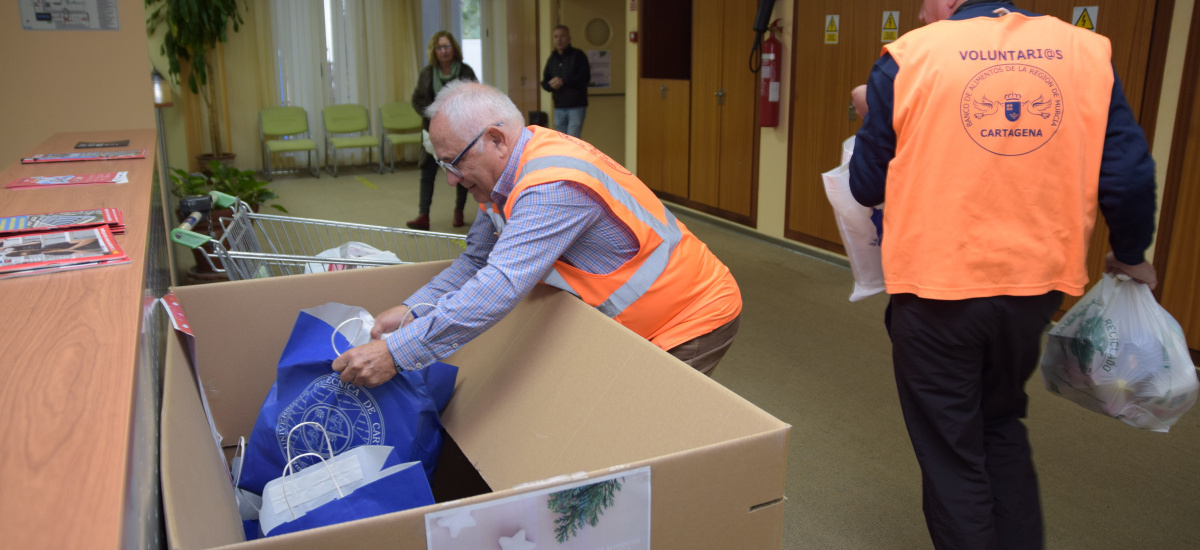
[[171, 191, 466, 281]]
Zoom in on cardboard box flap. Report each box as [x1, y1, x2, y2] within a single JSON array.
[[160, 332, 245, 549], [442, 286, 790, 492]]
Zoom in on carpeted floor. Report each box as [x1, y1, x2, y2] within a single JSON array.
[[234, 161, 1200, 550]]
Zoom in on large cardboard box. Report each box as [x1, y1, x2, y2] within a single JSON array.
[[161, 262, 790, 549]]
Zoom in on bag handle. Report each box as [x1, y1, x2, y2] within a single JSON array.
[[285, 421, 337, 462], [330, 303, 437, 355], [281, 452, 346, 519]]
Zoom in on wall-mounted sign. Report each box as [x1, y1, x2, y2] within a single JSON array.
[[825, 15, 840, 45], [1072, 6, 1098, 31], [19, 0, 120, 31], [881, 11, 900, 43]]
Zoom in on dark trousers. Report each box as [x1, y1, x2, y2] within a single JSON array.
[[666, 314, 741, 376], [419, 152, 468, 215], [886, 292, 1062, 550]]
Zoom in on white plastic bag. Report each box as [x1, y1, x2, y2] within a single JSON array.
[[1040, 273, 1199, 432], [303, 241, 401, 273], [822, 136, 885, 302]]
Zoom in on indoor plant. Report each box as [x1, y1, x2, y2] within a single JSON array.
[[170, 160, 288, 214], [146, 0, 246, 165]]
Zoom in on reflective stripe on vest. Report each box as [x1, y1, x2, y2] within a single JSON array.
[[511, 155, 682, 318]]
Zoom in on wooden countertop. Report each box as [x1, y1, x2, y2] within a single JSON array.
[[0, 129, 157, 549]]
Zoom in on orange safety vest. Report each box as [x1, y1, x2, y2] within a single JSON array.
[[880, 12, 1113, 299], [480, 128, 742, 350]]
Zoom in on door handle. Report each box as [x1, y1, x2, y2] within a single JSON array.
[[715, 89, 726, 105], [661, 85, 667, 99], [848, 100, 857, 122]]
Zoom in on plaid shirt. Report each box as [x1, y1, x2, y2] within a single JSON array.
[[386, 128, 638, 370]]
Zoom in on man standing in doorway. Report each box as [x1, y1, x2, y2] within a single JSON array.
[[541, 24, 590, 138], [849, 1, 1158, 549]]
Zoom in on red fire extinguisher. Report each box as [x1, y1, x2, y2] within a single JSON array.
[[759, 19, 783, 127]]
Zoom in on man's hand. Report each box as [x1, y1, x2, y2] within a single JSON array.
[[1105, 251, 1158, 290], [549, 76, 563, 90], [850, 85, 868, 118], [370, 304, 416, 340], [331, 340, 397, 388]]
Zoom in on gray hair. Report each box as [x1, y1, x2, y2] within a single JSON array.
[[425, 81, 524, 143]]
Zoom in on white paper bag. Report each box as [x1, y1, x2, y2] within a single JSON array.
[[823, 136, 885, 302]]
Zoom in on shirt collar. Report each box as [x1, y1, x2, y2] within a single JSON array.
[[491, 127, 533, 207], [952, 0, 1017, 19]]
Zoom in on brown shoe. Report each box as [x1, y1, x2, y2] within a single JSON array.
[[452, 208, 465, 228], [406, 213, 430, 231]]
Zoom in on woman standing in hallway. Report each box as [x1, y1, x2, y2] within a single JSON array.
[[407, 31, 477, 230]]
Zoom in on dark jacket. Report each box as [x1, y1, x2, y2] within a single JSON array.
[[541, 46, 590, 108], [411, 63, 477, 130]]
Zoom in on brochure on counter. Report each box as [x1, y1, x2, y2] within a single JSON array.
[[6, 171, 129, 189], [0, 226, 129, 280], [20, 149, 147, 164], [0, 208, 125, 236]]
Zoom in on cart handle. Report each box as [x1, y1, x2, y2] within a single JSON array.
[[170, 191, 239, 249]]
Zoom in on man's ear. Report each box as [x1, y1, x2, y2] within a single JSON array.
[[488, 126, 510, 158]]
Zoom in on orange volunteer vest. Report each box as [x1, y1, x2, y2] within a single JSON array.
[[880, 12, 1114, 299], [481, 128, 742, 350]]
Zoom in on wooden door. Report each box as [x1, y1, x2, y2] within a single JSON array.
[[786, 0, 923, 250], [637, 0, 691, 196], [507, 0, 540, 120], [637, 79, 691, 197], [689, 0, 758, 223], [1157, 1, 1200, 356]]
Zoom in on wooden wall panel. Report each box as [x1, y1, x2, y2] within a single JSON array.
[[689, 0, 725, 208], [717, 0, 760, 218], [786, 0, 923, 250], [637, 79, 691, 197]]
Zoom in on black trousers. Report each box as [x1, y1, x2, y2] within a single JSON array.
[[886, 291, 1063, 550], [418, 151, 468, 215]]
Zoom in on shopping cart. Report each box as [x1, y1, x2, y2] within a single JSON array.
[[171, 191, 466, 281]]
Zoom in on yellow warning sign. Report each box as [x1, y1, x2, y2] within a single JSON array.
[[825, 15, 839, 45], [881, 11, 900, 42], [1072, 6, 1098, 31]]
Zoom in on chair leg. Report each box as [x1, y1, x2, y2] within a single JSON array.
[[265, 150, 274, 181], [309, 149, 319, 178]]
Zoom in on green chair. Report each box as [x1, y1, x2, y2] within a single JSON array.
[[378, 101, 424, 173], [258, 106, 320, 180], [321, 104, 381, 177]]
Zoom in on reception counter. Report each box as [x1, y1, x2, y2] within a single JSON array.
[[0, 129, 168, 549]]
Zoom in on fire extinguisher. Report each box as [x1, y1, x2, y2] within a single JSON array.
[[759, 19, 783, 127]]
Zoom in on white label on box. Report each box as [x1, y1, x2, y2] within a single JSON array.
[[425, 467, 652, 549]]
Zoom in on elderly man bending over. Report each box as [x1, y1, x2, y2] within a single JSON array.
[[334, 81, 742, 387]]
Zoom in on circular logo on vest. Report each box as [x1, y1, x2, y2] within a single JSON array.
[[960, 63, 1062, 156], [275, 373, 384, 468]]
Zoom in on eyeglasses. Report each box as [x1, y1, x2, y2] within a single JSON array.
[[435, 44, 453, 52], [435, 123, 503, 179]]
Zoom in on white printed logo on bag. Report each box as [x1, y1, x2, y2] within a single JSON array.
[[275, 374, 384, 470], [959, 56, 1063, 156]]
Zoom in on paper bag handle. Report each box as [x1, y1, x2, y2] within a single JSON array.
[[281, 452, 346, 519], [285, 421, 337, 462]]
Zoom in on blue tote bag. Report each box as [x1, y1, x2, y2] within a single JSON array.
[[238, 303, 458, 495]]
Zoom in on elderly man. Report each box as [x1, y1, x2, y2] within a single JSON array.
[[334, 81, 742, 387], [850, 1, 1158, 549]]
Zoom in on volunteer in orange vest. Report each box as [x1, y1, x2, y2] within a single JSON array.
[[849, 1, 1157, 549], [334, 81, 742, 387]]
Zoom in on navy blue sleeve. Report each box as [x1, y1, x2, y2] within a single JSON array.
[[1098, 68, 1157, 265], [848, 54, 899, 208]]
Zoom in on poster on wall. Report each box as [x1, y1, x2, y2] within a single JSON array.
[[588, 50, 612, 89], [19, 0, 120, 31]]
